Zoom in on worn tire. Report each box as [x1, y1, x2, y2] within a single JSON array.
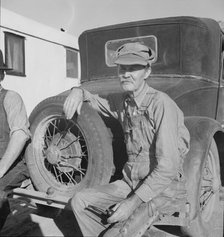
[[25, 95, 114, 197], [181, 138, 223, 237]]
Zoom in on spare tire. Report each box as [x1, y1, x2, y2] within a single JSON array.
[[25, 95, 114, 197]]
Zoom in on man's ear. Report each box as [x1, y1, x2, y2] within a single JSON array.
[[144, 67, 151, 79]]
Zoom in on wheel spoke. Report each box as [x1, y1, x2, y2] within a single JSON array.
[[65, 119, 77, 131], [53, 165, 60, 183], [81, 151, 88, 161], [60, 137, 80, 151], [61, 155, 82, 160], [51, 119, 57, 139], [55, 131, 67, 146], [59, 161, 86, 176], [57, 164, 77, 184]]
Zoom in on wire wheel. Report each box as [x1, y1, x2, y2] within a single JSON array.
[[200, 141, 220, 222], [182, 138, 223, 237], [36, 115, 88, 188], [26, 96, 113, 197]]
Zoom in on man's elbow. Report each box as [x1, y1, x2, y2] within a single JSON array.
[[11, 129, 30, 144]]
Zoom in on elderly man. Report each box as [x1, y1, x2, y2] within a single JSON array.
[[0, 50, 31, 230], [63, 42, 190, 237]]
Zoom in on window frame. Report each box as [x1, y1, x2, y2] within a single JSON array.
[[65, 47, 79, 79], [105, 35, 158, 67], [4, 32, 26, 77]]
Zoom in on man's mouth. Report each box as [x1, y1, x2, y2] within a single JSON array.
[[121, 80, 133, 84]]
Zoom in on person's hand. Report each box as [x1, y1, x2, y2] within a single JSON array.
[[0, 171, 4, 179], [63, 88, 84, 119], [107, 194, 142, 223], [0, 166, 7, 179]]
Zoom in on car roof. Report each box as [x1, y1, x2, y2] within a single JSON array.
[[79, 16, 223, 82]]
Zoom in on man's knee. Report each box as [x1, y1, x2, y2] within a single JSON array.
[[71, 191, 86, 212]]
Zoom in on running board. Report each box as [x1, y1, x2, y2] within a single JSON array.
[[9, 188, 69, 209], [10, 185, 224, 210]]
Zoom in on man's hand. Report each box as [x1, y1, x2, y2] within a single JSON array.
[[107, 194, 143, 223], [0, 168, 6, 179], [63, 88, 84, 119]]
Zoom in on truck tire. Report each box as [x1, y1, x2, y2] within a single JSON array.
[[25, 95, 114, 197], [182, 138, 223, 237]]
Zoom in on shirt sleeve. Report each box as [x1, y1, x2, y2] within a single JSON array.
[[82, 87, 119, 119], [4, 90, 31, 139], [135, 93, 190, 202]]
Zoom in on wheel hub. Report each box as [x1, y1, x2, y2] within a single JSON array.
[[44, 131, 83, 173], [45, 144, 61, 165]]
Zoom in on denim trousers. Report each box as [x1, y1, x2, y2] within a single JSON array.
[[0, 158, 29, 230], [71, 180, 133, 237]]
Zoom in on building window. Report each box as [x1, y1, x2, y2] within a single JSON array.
[[4, 32, 26, 76], [66, 48, 78, 78]]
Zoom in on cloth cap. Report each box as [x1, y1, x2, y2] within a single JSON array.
[[114, 42, 155, 66], [0, 50, 12, 70]]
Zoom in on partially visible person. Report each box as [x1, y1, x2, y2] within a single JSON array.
[[63, 42, 190, 237], [0, 50, 31, 231]]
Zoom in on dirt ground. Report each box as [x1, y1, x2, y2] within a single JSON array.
[[0, 197, 82, 237]]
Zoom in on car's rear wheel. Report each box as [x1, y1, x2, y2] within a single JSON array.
[[182, 138, 223, 237], [25, 96, 114, 197]]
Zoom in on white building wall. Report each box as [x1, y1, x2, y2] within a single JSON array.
[[0, 8, 80, 115]]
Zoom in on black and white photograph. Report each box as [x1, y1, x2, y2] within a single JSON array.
[[0, 0, 224, 236]]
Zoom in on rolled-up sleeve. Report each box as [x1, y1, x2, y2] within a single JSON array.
[[82, 88, 120, 119], [135, 93, 190, 202], [4, 91, 31, 139]]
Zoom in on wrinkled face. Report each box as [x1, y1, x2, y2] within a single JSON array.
[[118, 64, 151, 93]]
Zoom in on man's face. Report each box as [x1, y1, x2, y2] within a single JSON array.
[[118, 64, 150, 93]]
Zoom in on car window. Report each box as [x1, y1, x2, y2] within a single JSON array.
[[105, 35, 158, 67]]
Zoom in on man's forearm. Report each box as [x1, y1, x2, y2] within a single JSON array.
[[0, 130, 29, 177]]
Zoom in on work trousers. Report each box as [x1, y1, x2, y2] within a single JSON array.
[[0, 159, 29, 231], [71, 180, 133, 237]]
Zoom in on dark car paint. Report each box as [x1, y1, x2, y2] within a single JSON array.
[[79, 16, 222, 83]]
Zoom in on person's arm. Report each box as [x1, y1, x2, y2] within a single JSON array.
[[63, 87, 84, 119], [63, 87, 118, 119], [0, 131, 28, 178], [0, 91, 31, 178], [134, 94, 190, 202]]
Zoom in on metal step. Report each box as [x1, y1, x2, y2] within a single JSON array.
[[9, 187, 69, 209]]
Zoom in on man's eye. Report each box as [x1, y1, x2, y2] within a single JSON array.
[[118, 65, 145, 73], [132, 65, 145, 71], [118, 67, 126, 73]]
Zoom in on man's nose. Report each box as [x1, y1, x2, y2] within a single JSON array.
[[123, 71, 130, 77]]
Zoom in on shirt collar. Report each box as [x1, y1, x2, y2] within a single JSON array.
[[133, 83, 151, 108]]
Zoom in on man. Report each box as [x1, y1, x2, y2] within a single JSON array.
[[63, 42, 190, 237], [0, 50, 31, 230]]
